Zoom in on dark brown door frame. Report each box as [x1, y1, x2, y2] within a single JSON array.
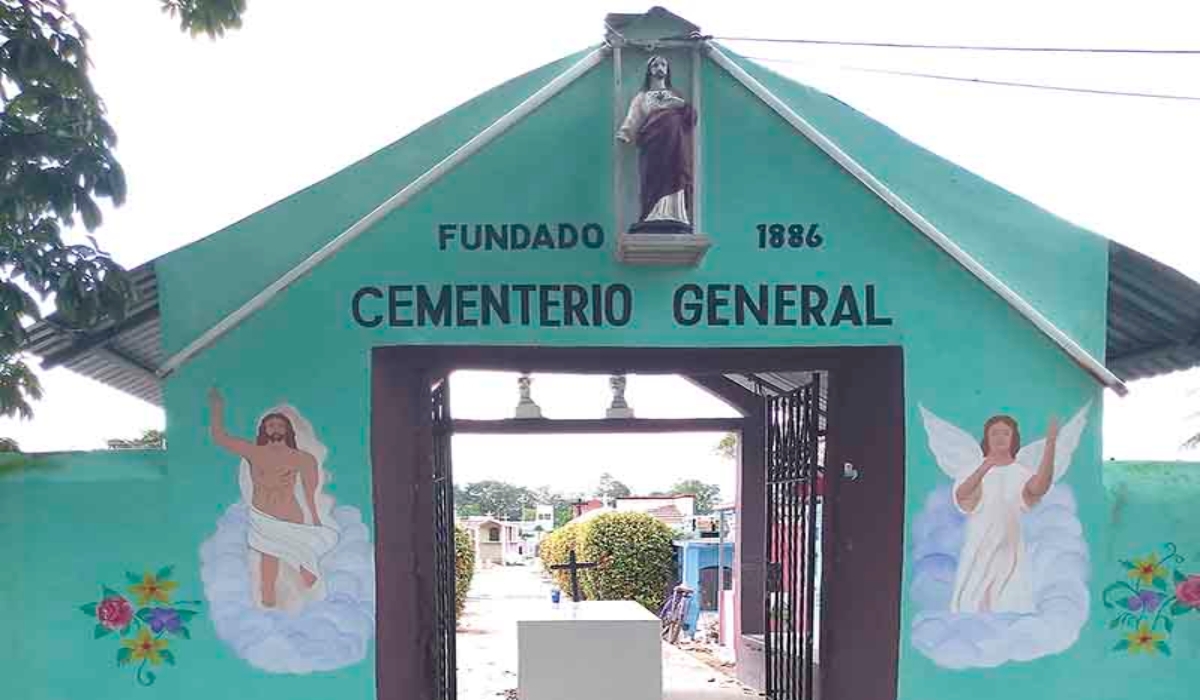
[[370, 345, 904, 700]]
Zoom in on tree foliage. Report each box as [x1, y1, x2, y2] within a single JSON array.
[[714, 432, 738, 460], [666, 478, 721, 514], [107, 428, 165, 449], [454, 525, 475, 621], [594, 471, 631, 501], [578, 512, 676, 612], [0, 0, 245, 420]]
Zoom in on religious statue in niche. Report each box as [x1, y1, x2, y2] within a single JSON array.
[[198, 388, 376, 674], [908, 402, 1092, 669], [616, 54, 697, 234]]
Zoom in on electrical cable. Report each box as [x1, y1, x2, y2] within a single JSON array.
[[718, 36, 1200, 55]]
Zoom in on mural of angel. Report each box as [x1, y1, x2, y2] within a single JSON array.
[[911, 401, 1093, 668]]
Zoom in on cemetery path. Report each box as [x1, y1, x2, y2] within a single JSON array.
[[456, 563, 758, 700]]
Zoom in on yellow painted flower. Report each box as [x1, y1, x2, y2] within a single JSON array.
[[1125, 622, 1164, 654], [1129, 554, 1167, 587], [128, 572, 178, 606], [123, 627, 169, 666]]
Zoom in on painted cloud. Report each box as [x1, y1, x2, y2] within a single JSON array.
[[909, 484, 1090, 669], [199, 502, 376, 674]]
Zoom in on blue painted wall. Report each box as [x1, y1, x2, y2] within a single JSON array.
[[675, 539, 735, 634]]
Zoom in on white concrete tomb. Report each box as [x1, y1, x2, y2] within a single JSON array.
[[518, 600, 662, 700]]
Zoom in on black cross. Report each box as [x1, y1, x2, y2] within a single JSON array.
[[549, 549, 597, 603]]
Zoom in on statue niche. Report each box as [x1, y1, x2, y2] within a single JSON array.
[[616, 54, 697, 235]]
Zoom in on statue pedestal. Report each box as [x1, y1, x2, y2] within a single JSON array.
[[616, 232, 712, 266]]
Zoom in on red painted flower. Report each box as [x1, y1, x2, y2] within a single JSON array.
[[96, 596, 133, 630], [1177, 575, 1200, 608]]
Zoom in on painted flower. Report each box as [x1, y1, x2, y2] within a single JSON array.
[[96, 596, 134, 630], [1129, 555, 1167, 587], [1125, 590, 1164, 612], [1177, 575, 1200, 608], [1125, 621, 1165, 654], [146, 608, 181, 634], [122, 627, 169, 666], [128, 572, 178, 606]]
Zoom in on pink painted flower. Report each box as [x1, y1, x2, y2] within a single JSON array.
[[1176, 575, 1200, 608], [96, 596, 133, 630]]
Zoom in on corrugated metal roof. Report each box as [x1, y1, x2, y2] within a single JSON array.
[[1106, 242, 1200, 382], [16, 245, 1200, 407]]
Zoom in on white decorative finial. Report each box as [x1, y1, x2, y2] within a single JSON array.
[[606, 374, 634, 418], [514, 373, 543, 419]]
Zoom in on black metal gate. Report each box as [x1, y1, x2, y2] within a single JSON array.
[[431, 377, 457, 700], [765, 376, 825, 700]]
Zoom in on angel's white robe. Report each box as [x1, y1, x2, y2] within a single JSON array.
[[951, 463, 1036, 614]]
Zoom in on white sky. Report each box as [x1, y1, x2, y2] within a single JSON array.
[[2, 0, 1199, 484]]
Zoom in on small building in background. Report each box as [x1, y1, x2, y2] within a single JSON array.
[[460, 516, 524, 566]]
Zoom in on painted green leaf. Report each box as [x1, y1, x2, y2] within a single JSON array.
[[136, 607, 152, 622], [117, 648, 131, 666], [1112, 639, 1130, 651], [125, 572, 142, 585], [1115, 596, 1132, 611], [1108, 617, 1121, 629], [1120, 559, 1136, 570], [79, 603, 97, 617], [145, 671, 157, 685], [1174, 569, 1188, 584], [1156, 641, 1171, 656], [176, 627, 191, 640], [161, 650, 176, 666], [177, 610, 197, 622], [1164, 617, 1175, 633], [101, 586, 120, 599], [1171, 601, 1193, 616], [93, 624, 111, 639], [156, 566, 174, 582], [1152, 576, 1168, 591]]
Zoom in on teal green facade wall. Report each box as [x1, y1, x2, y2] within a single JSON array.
[[4, 45, 1142, 700]]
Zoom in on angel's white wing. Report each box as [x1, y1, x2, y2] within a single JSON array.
[[919, 404, 985, 480], [1014, 401, 1092, 482]]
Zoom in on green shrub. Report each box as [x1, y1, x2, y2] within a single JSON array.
[[454, 526, 475, 620], [538, 522, 583, 592], [578, 512, 676, 612]]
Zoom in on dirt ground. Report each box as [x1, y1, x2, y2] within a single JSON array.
[[455, 563, 760, 700]]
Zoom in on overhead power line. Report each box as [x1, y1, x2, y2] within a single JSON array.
[[719, 36, 1200, 55], [743, 55, 1200, 102]]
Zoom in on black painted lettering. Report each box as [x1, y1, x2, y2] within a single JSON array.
[[481, 285, 510, 325], [582, 223, 604, 249], [455, 285, 479, 327], [591, 284, 604, 326], [773, 284, 797, 326], [461, 226, 481, 251], [416, 285, 451, 326], [485, 224, 506, 250], [674, 284, 703, 326], [539, 285, 562, 326], [606, 284, 632, 326], [388, 285, 414, 327], [735, 285, 768, 325], [351, 287, 384, 327], [866, 284, 894, 326], [706, 284, 731, 326], [831, 285, 863, 326], [558, 224, 579, 249], [532, 224, 555, 250], [513, 284, 536, 324], [511, 224, 531, 250], [438, 224, 456, 251], [563, 285, 589, 326], [800, 285, 828, 326]]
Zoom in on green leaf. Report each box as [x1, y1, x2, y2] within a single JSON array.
[[176, 627, 191, 640], [144, 670, 157, 686], [93, 624, 111, 639], [161, 650, 176, 666], [1112, 639, 1130, 651], [136, 608, 152, 622], [79, 603, 97, 617], [1152, 576, 1168, 591], [117, 648, 131, 666], [1174, 570, 1188, 584], [1120, 559, 1136, 570], [1108, 617, 1121, 629], [176, 610, 196, 622], [101, 586, 120, 599], [1171, 601, 1193, 616], [1164, 617, 1175, 633], [1156, 641, 1171, 656], [156, 566, 174, 581], [125, 572, 142, 585], [1115, 596, 1132, 611]]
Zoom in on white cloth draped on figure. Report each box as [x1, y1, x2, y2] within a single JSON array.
[[237, 404, 340, 613], [919, 402, 1090, 615]]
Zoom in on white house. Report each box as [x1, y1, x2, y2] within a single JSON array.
[[461, 516, 524, 566]]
